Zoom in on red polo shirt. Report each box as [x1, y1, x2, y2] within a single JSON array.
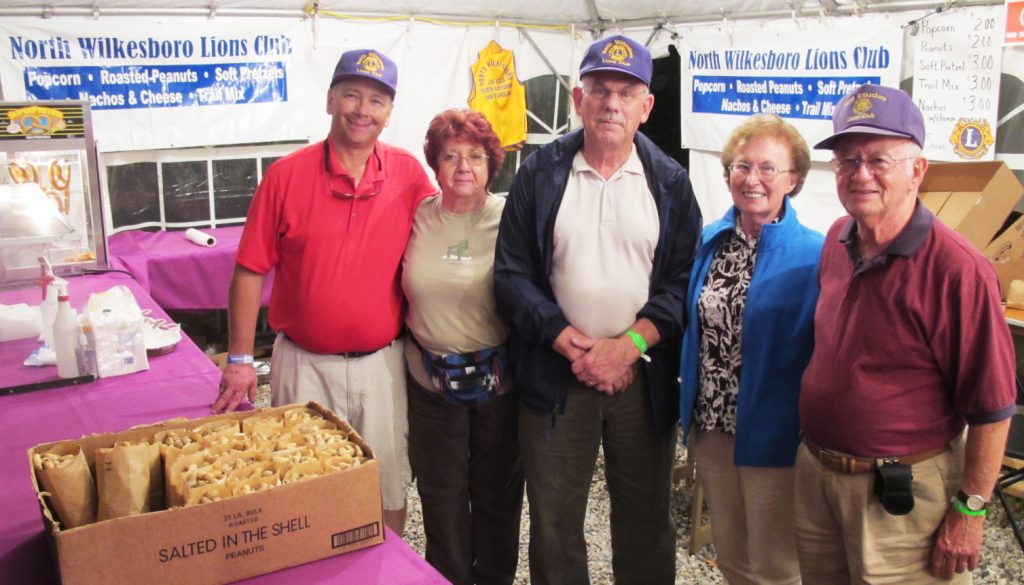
[[237, 139, 435, 354], [800, 203, 1016, 457]]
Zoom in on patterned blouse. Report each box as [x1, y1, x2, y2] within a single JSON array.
[[695, 222, 759, 433]]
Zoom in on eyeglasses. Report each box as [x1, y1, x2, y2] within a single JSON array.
[[322, 140, 383, 199], [439, 152, 489, 168], [327, 174, 381, 199], [829, 156, 916, 176], [581, 85, 647, 105], [728, 162, 793, 182]]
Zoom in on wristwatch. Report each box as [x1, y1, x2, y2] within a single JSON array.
[[954, 490, 988, 513]]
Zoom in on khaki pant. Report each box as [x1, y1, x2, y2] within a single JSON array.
[[270, 334, 412, 511], [693, 429, 801, 585], [793, 442, 969, 584]]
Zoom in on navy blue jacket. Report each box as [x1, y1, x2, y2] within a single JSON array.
[[494, 129, 702, 434]]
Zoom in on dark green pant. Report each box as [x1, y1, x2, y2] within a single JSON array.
[[519, 374, 677, 585]]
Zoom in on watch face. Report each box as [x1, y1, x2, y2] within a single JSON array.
[[966, 494, 986, 511]]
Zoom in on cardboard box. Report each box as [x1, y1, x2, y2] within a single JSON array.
[[984, 213, 1024, 299], [919, 161, 1024, 251], [29, 402, 384, 585]]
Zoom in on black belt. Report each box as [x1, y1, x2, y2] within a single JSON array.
[[282, 333, 393, 359]]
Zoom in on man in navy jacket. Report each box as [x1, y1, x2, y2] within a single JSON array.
[[494, 35, 701, 585]]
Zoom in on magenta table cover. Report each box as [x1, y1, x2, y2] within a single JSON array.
[[0, 273, 447, 585], [107, 226, 273, 310]]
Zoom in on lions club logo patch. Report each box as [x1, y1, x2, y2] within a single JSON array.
[[356, 52, 385, 78]]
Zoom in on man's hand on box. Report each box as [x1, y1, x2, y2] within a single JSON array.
[[212, 364, 257, 413]]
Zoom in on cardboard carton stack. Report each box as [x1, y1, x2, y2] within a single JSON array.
[[919, 161, 1024, 299]]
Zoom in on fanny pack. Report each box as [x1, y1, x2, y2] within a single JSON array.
[[411, 335, 506, 406]]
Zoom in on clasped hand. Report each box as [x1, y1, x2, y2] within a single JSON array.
[[554, 326, 638, 395]]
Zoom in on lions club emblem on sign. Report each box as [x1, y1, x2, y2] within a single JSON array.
[[949, 118, 994, 160], [356, 52, 385, 78], [601, 39, 634, 67]]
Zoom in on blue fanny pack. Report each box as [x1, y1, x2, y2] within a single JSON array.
[[412, 336, 506, 406]]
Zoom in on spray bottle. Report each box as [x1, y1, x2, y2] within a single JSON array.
[[37, 257, 66, 348], [53, 284, 80, 378]]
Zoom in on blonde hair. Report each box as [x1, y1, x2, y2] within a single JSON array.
[[720, 114, 811, 197]]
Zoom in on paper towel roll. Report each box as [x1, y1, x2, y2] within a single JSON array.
[[185, 228, 216, 247]]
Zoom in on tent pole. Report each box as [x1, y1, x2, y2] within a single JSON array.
[[520, 29, 574, 95]]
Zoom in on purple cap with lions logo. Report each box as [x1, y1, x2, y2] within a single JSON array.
[[579, 35, 652, 86], [814, 83, 925, 150], [330, 49, 398, 97]]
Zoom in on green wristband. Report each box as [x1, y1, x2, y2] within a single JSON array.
[[950, 497, 987, 517], [625, 330, 648, 354]]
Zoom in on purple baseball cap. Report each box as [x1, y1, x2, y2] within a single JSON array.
[[330, 49, 398, 97], [579, 35, 652, 86], [814, 83, 925, 150]]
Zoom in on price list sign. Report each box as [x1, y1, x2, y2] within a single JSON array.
[[912, 5, 1004, 161]]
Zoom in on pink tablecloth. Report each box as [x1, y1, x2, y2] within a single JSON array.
[[107, 226, 273, 310], [0, 273, 447, 585]]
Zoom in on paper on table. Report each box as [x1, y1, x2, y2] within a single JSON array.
[[184, 228, 216, 247]]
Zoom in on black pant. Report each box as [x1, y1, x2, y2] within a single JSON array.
[[407, 376, 525, 585]]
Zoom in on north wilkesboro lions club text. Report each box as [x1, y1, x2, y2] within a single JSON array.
[[687, 46, 892, 120], [9, 33, 293, 109]]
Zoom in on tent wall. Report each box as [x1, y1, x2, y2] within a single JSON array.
[[0, 4, 1019, 237]]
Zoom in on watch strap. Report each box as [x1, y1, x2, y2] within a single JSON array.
[[950, 497, 987, 517]]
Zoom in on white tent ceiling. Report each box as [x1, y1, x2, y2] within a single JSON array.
[[0, 1, 998, 29]]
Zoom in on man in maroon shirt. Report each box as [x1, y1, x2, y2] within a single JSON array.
[[796, 84, 1016, 584]]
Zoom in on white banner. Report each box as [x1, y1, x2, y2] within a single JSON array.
[[680, 17, 902, 160], [0, 17, 309, 152], [912, 5, 1004, 161]]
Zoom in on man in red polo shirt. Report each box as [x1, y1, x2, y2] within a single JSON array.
[[796, 84, 1016, 583], [212, 49, 436, 536]]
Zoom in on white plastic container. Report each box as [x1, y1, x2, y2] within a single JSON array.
[[53, 287, 80, 378]]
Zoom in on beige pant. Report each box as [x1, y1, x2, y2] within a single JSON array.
[[270, 334, 412, 511], [793, 442, 968, 585], [693, 429, 801, 585]]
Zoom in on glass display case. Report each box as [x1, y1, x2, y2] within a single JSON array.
[[0, 100, 105, 287]]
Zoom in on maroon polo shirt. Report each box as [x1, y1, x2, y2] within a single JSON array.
[[800, 202, 1016, 458]]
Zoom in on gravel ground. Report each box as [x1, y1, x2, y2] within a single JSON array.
[[404, 445, 1024, 584]]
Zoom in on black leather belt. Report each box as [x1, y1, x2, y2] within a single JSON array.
[[282, 333, 393, 359]]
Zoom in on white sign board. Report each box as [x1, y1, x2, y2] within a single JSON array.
[[680, 16, 902, 160], [912, 5, 1004, 161], [0, 17, 310, 152]]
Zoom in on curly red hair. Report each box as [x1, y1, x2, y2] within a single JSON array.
[[423, 109, 505, 187]]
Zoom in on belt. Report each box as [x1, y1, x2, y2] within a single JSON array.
[[803, 438, 949, 475], [282, 333, 393, 359]]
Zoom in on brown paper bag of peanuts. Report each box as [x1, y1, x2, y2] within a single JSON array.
[[95, 442, 160, 520], [33, 443, 97, 528]]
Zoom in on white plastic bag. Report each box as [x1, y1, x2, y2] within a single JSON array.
[[0, 303, 41, 341], [83, 286, 149, 378]]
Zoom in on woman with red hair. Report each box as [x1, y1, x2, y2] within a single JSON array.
[[402, 108, 523, 585]]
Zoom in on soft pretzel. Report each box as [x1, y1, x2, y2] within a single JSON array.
[[8, 159, 38, 184], [48, 159, 72, 214]]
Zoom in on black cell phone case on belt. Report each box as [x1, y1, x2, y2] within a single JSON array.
[[874, 460, 915, 515]]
